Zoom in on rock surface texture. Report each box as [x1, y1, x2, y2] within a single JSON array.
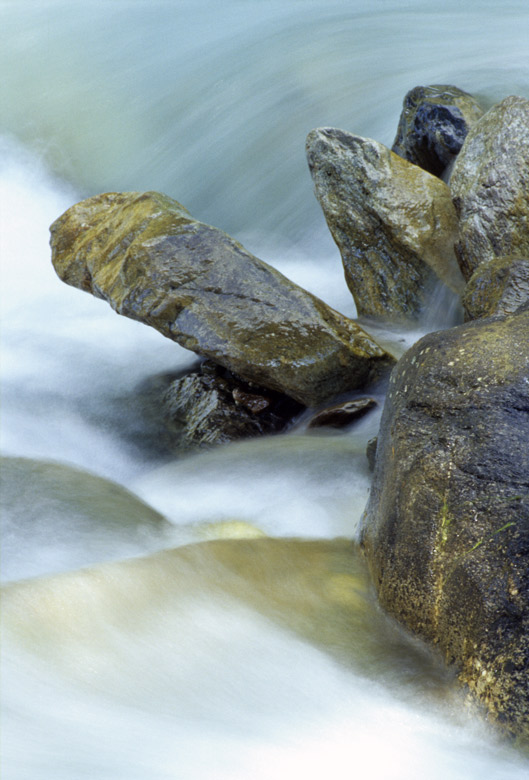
[[361, 307, 529, 740], [392, 84, 484, 178], [450, 96, 529, 281], [50, 191, 395, 407], [306, 128, 463, 321], [463, 256, 529, 321], [163, 360, 303, 449]]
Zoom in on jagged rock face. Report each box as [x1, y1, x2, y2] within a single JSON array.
[[306, 128, 463, 321], [450, 96, 529, 281], [392, 84, 484, 179], [361, 307, 529, 739], [163, 360, 303, 449], [50, 191, 395, 407], [463, 256, 529, 321]]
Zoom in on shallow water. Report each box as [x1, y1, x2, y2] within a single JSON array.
[[1, 1, 529, 778]]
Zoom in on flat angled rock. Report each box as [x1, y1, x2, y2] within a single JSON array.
[[392, 84, 483, 178], [306, 128, 463, 321], [450, 96, 529, 281], [50, 191, 395, 407]]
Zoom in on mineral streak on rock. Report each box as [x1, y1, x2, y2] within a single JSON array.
[[392, 84, 484, 179], [450, 96, 529, 281], [361, 306, 529, 739], [306, 128, 464, 321], [50, 191, 396, 408]]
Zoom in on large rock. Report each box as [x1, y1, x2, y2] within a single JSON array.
[[50, 191, 395, 407], [392, 84, 484, 179], [463, 255, 529, 321], [450, 96, 529, 281], [361, 307, 529, 739], [306, 128, 464, 321]]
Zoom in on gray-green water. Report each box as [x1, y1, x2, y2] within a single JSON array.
[[1, 1, 529, 777]]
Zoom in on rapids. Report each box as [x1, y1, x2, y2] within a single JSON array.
[[1, 1, 529, 778]]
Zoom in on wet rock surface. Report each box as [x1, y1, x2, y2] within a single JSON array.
[[450, 96, 529, 281], [392, 84, 484, 179], [306, 128, 463, 321], [163, 360, 303, 450], [463, 255, 529, 321], [50, 191, 395, 407], [306, 398, 377, 430], [361, 307, 529, 739]]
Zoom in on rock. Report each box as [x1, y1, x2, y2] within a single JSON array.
[[392, 85, 484, 179], [0, 457, 174, 582], [361, 307, 529, 739], [463, 256, 529, 321], [307, 398, 376, 430], [306, 128, 464, 321], [50, 191, 395, 407], [366, 437, 377, 471], [3, 537, 452, 694], [197, 519, 267, 540], [163, 360, 303, 449], [450, 96, 529, 281]]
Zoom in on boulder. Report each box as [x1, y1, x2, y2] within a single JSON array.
[[392, 85, 483, 179], [450, 96, 529, 281], [306, 128, 464, 321], [463, 255, 529, 321], [361, 307, 529, 739], [50, 191, 395, 407], [163, 360, 303, 449]]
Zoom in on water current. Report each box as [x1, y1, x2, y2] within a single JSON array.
[[1, 2, 529, 778]]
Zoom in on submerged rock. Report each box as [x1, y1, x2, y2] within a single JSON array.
[[450, 96, 529, 281], [0, 457, 173, 582], [392, 85, 483, 179], [2, 537, 453, 694], [306, 128, 463, 321], [163, 360, 303, 449], [463, 255, 529, 321], [361, 307, 529, 739], [50, 191, 395, 407]]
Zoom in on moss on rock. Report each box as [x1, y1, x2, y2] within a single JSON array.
[[361, 307, 529, 740], [50, 191, 395, 407]]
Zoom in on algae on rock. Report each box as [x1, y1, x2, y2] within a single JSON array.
[[50, 191, 395, 407], [361, 306, 529, 740], [306, 128, 463, 321]]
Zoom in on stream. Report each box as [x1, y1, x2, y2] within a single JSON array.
[[1, 2, 529, 778]]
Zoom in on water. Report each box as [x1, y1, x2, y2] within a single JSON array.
[[2, 1, 529, 778]]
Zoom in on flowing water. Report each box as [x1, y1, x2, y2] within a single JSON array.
[[1, 1, 529, 778]]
